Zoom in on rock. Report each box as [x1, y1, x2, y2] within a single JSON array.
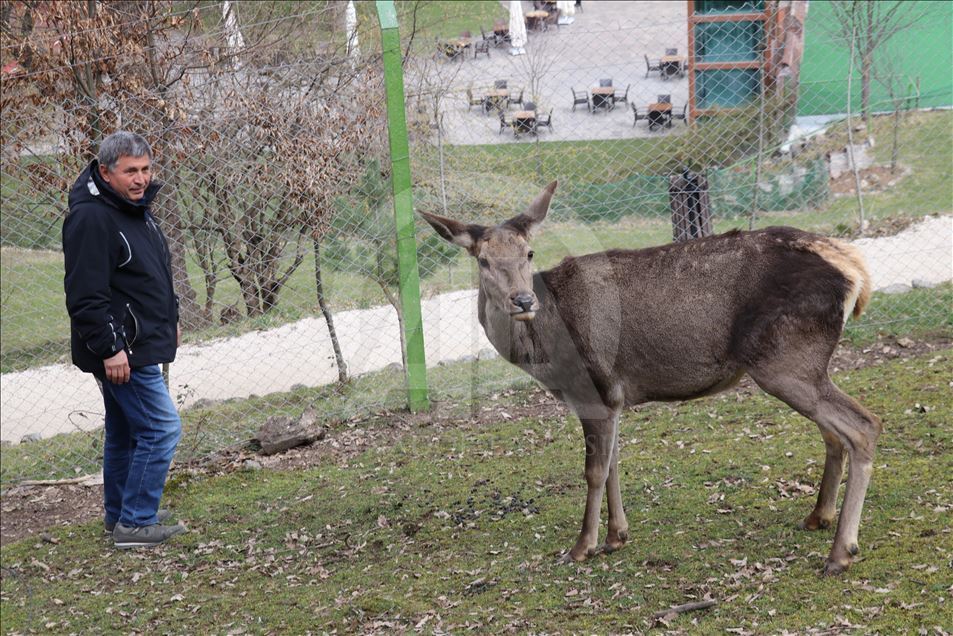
[[878, 283, 912, 295], [20, 433, 42, 444], [243, 459, 262, 471], [290, 384, 306, 392], [253, 408, 326, 456], [777, 174, 795, 196], [829, 144, 873, 179], [478, 348, 498, 360], [190, 398, 218, 410], [385, 362, 403, 373], [912, 279, 938, 289], [460, 355, 477, 363], [897, 337, 916, 348]]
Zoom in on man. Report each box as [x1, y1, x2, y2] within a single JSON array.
[[63, 131, 185, 548]]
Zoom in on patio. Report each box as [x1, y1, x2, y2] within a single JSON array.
[[410, 1, 691, 145]]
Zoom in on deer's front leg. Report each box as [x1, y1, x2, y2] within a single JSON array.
[[568, 417, 617, 562]]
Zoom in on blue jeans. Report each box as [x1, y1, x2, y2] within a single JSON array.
[[101, 365, 181, 527]]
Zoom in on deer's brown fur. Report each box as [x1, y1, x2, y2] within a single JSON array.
[[421, 181, 881, 575]]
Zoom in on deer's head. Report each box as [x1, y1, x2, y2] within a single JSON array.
[[421, 181, 556, 322]]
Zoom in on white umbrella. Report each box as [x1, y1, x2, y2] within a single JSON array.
[[557, 0, 575, 25], [222, 0, 245, 52], [345, 1, 360, 60], [509, 0, 527, 56]]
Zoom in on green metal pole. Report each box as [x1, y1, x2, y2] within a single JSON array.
[[376, 0, 430, 412]]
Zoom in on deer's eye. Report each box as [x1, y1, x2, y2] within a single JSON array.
[[478, 257, 489, 268], [527, 251, 534, 261]]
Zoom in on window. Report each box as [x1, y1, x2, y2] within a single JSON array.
[[694, 0, 764, 15], [696, 69, 761, 108], [695, 21, 763, 63]]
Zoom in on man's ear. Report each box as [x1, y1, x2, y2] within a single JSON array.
[[420, 211, 486, 251], [98, 163, 111, 184], [503, 180, 557, 237]]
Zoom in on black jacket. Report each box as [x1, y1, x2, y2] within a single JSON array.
[[63, 160, 178, 374]]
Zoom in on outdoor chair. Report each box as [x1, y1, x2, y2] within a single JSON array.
[[523, 100, 537, 112], [537, 108, 554, 132], [493, 21, 510, 46], [508, 88, 525, 108], [460, 30, 472, 39], [498, 110, 513, 135], [494, 79, 508, 89], [599, 78, 613, 87], [474, 38, 490, 58], [613, 83, 630, 106], [658, 94, 672, 104], [544, 9, 560, 30], [644, 54, 661, 78], [665, 48, 678, 55], [466, 88, 485, 112], [673, 103, 688, 125], [631, 103, 643, 127], [571, 87, 590, 112]]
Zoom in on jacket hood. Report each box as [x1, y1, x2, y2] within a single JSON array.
[[69, 159, 163, 215]]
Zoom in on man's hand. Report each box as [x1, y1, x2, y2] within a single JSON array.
[[104, 350, 130, 384]]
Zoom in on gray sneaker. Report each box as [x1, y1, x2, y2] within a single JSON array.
[[113, 522, 186, 549], [104, 509, 172, 534]]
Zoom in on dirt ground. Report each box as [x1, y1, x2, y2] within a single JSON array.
[[2, 334, 949, 547]]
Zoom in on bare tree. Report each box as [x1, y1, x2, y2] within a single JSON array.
[[827, 1, 930, 124]]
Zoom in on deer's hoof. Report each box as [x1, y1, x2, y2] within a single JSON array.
[[603, 528, 629, 553], [565, 543, 597, 563], [822, 558, 850, 577], [799, 513, 833, 531]]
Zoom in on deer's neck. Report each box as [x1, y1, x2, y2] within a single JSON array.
[[478, 277, 548, 368]]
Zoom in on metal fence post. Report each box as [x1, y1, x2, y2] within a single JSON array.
[[376, 0, 430, 412]]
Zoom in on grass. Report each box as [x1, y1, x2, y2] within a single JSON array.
[[799, 1, 952, 115], [2, 350, 951, 632]]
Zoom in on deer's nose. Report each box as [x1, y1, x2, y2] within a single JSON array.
[[511, 293, 535, 313]]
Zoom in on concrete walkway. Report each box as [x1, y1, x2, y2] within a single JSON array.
[[2, 215, 950, 443]]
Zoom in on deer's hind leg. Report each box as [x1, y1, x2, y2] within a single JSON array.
[[800, 426, 845, 531], [749, 361, 882, 575]]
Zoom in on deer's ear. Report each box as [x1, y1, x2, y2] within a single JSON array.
[[505, 180, 557, 237], [420, 211, 485, 250]]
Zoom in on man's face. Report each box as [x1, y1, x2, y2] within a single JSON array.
[[99, 154, 152, 201]]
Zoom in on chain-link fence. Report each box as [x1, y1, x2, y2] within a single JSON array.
[[2, 0, 951, 484]]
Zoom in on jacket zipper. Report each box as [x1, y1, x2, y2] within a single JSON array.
[[125, 303, 139, 355]]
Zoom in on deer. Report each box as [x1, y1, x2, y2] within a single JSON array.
[[421, 181, 882, 576]]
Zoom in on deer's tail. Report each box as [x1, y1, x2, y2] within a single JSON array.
[[809, 238, 872, 322]]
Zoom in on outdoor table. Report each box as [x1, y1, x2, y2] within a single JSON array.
[[591, 86, 615, 111], [514, 109, 537, 135], [449, 37, 472, 50], [484, 88, 509, 113], [525, 10, 549, 30], [647, 102, 672, 128], [660, 55, 685, 78]]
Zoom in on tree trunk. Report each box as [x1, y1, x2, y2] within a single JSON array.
[[153, 174, 204, 329], [861, 55, 872, 125], [861, 3, 873, 125], [890, 103, 901, 173], [313, 238, 348, 383]]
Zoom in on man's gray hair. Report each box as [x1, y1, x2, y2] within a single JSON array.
[[98, 131, 153, 171]]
